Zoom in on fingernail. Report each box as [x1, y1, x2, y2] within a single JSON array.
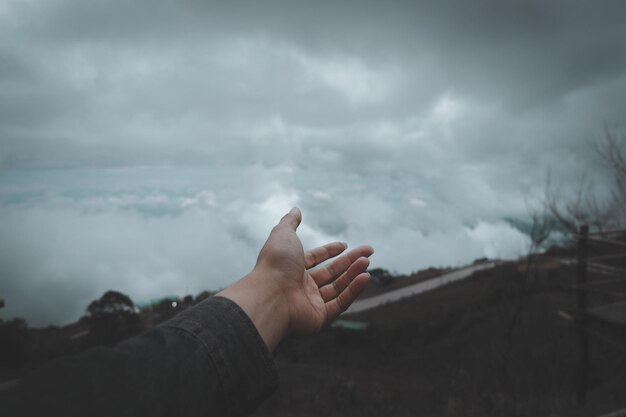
[[290, 206, 298, 214]]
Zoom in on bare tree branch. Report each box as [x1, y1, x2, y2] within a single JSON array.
[[545, 130, 626, 233]]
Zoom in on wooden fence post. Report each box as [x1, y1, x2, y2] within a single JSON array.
[[577, 224, 589, 405]]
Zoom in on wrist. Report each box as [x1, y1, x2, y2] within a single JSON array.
[[217, 269, 290, 352]]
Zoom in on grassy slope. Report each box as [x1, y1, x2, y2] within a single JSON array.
[[253, 262, 626, 417], [4, 249, 626, 416]]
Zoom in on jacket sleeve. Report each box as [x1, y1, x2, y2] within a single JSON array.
[[0, 296, 278, 417]]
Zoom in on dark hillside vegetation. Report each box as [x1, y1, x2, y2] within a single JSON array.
[[253, 261, 626, 417], [2, 251, 625, 416]]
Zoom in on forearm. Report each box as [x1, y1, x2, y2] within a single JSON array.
[[0, 297, 278, 417], [217, 269, 290, 352]]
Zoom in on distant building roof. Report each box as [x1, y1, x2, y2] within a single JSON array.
[[331, 319, 370, 331]]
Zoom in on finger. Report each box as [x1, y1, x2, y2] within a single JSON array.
[[325, 272, 370, 323], [304, 242, 347, 270], [311, 245, 374, 287], [320, 257, 369, 302], [277, 207, 302, 231]]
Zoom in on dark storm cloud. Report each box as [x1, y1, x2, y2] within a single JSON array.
[[2, 0, 624, 221], [2, 0, 625, 168]]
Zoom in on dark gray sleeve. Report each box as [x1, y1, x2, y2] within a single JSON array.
[[0, 296, 278, 417]]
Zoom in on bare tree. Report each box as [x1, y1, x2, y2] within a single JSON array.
[[545, 130, 626, 233]]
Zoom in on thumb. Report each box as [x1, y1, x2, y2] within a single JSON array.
[[278, 207, 302, 231]]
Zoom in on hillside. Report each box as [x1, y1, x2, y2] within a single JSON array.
[[2, 247, 626, 416], [252, 261, 626, 417]]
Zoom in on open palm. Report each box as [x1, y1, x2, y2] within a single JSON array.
[[255, 208, 373, 335]]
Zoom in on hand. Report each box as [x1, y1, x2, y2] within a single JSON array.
[[217, 208, 374, 350], [256, 207, 374, 334]]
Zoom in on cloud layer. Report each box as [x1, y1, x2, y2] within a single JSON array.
[[1, 0, 624, 325], [0, 168, 531, 325]]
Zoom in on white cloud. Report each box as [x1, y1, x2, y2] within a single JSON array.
[[409, 197, 428, 208], [293, 52, 396, 105], [465, 220, 531, 259], [430, 93, 463, 123], [0, 167, 535, 326]]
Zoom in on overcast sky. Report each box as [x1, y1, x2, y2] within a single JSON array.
[[1, 0, 625, 326]]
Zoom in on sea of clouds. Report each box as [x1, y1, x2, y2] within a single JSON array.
[[0, 165, 532, 326]]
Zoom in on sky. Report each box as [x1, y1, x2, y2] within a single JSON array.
[[1, 0, 625, 326]]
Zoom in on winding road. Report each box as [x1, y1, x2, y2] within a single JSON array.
[[345, 261, 498, 314]]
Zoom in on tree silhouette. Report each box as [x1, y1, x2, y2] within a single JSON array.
[[546, 130, 626, 232], [87, 290, 140, 346]]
